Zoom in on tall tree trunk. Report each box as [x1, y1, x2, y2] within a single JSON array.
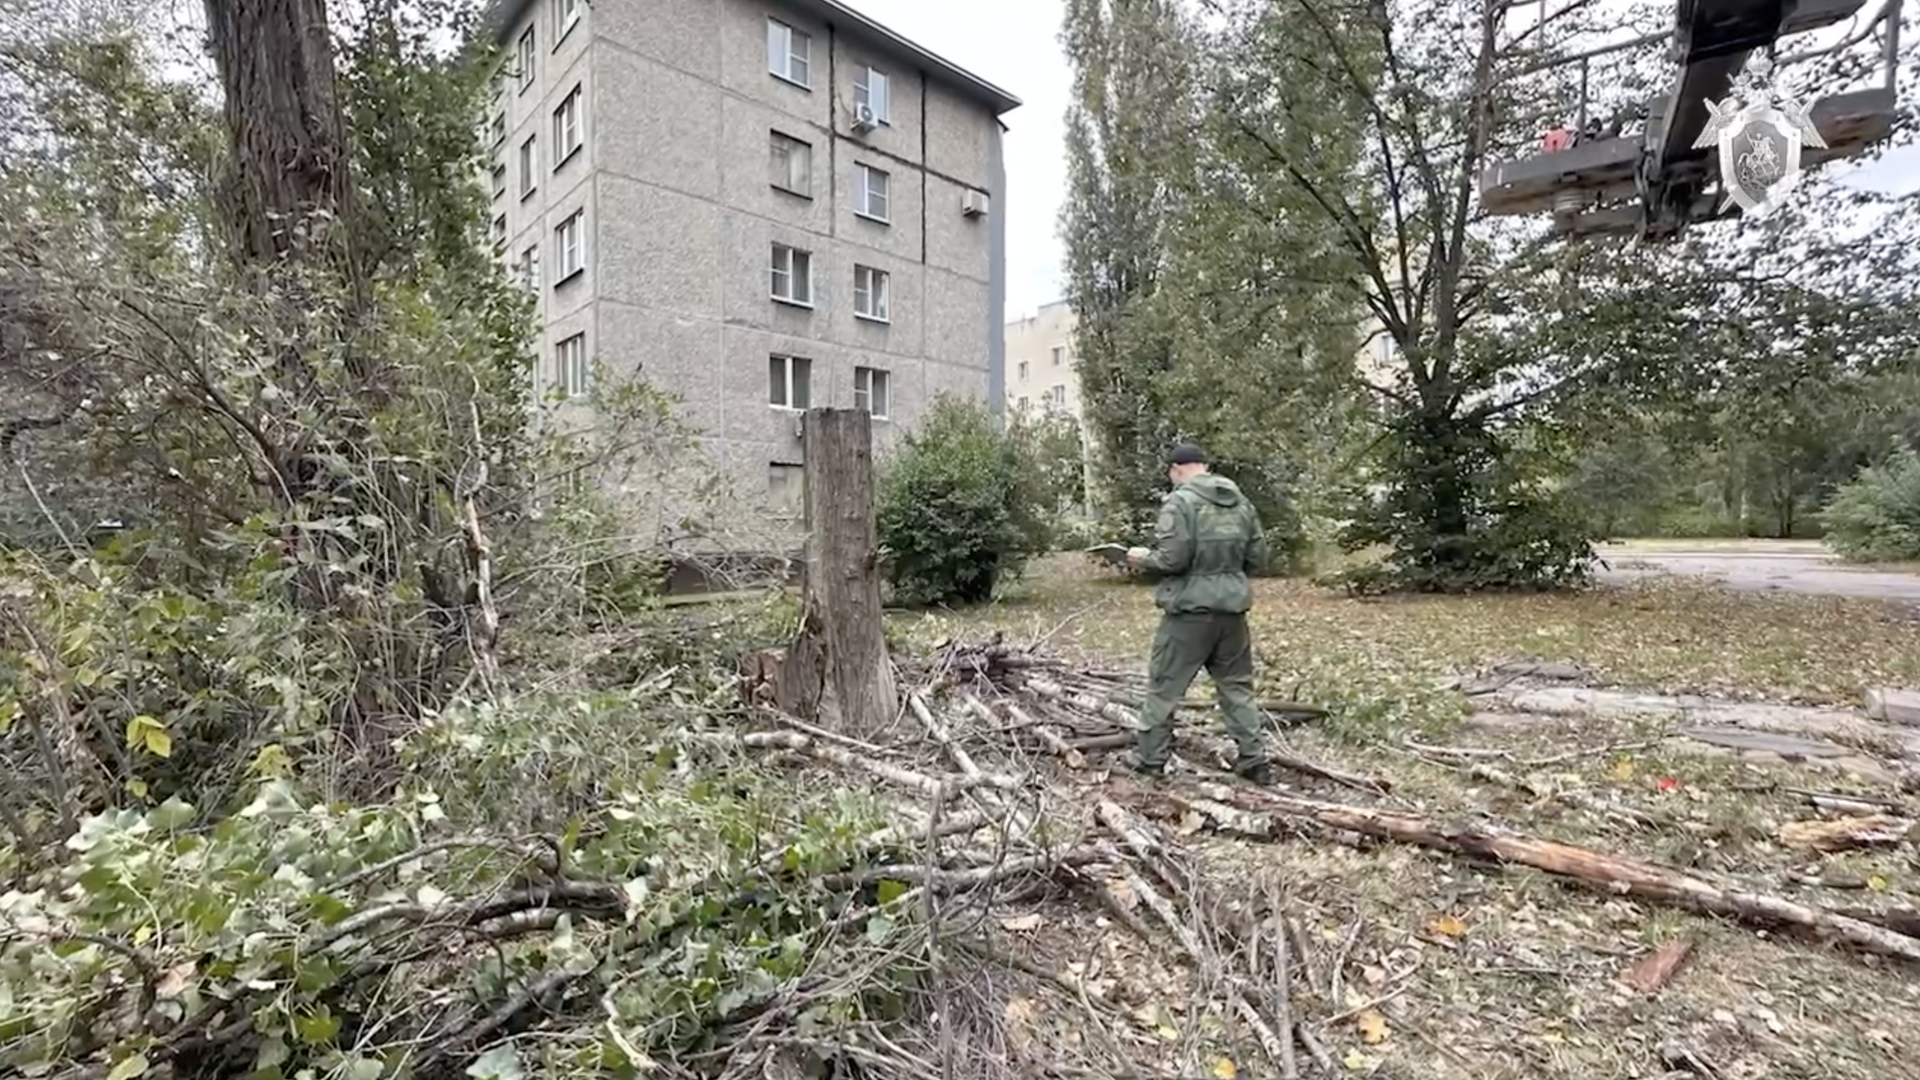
[[204, 0, 364, 296], [203, 0, 411, 786]]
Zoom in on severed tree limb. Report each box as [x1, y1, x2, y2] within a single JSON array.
[[741, 730, 1017, 797], [1192, 781, 1920, 962], [1269, 888, 1299, 1079], [1009, 702, 1086, 768]]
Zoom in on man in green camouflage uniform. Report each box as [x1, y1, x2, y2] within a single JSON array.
[[1125, 444, 1272, 783]]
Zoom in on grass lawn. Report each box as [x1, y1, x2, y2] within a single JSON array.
[[899, 554, 1920, 705], [883, 554, 1920, 1078]]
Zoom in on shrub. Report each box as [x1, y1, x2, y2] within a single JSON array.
[[1336, 414, 1595, 593], [877, 396, 1050, 606], [1821, 451, 1920, 562]]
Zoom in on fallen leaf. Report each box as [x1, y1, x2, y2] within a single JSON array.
[[1655, 776, 1680, 793], [1342, 1047, 1378, 1072], [1000, 913, 1044, 932], [1210, 1058, 1238, 1079], [155, 961, 196, 999], [1426, 914, 1467, 938], [1869, 874, 1891, 892], [1609, 758, 1636, 782], [1177, 811, 1206, 836], [1356, 1009, 1390, 1044], [1621, 939, 1692, 993]]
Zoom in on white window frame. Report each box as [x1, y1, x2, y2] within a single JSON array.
[[555, 0, 582, 40], [767, 462, 805, 516], [1049, 384, 1067, 410], [769, 243, 813, 307], [555, 210, 584, 284], [1017, 395, 1030, 411], [768, 354, 812, 410], [516, 27, 536, 92], [853, 164, 890, 223], [488, 112, 506, 148], [489, 214, 506, 253], [490, 162, 506, 199], [854, 66, 891, 125], [769, 131, 811, 197], [853, 265, 890, 323], [1051, 345, 1066, 366], [518, 243, 540, 291], [854, 366, 890, 419], [1017, 360, 1029, 380], [555, 333, 589, 398], [766, 19, 811, 88], [553, 86, 583, 166], [518, 134, 537, 198]]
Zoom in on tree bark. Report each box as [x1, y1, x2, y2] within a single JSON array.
[[203, 0, 364, 293], [791, 408, 897, 738]]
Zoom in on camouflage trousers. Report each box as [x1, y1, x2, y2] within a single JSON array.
[[1135, 611, 1267, 772]]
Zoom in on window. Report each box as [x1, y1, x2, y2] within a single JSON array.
[[1049, 385, 1067, 410], [854, 366, 890, 419], [768, 354, 812, 409], [1017, 360, 1029, 380], [769, 243, 812, 306], [853, 164, 890, 222], [854, 66, 891, 124], [518, 243, 539, 291], [489, 214, 506, 252], [490, 163, 506, 199], [766, 19, 811, 87], [769, 132, 811, 196], [1017, 396, 1030, 410], [555, 333, 589, 398], [518, 135, 537, 198], [555, 0, 581, 39], [488, 112, 506, 148], [1051, 345, 1066, 366], [767, 463, 805, 515], [553, 86, 583, 166], [853, 265, 890, 322], [516, 27, 535, 91], [555, 211, 583, 283]]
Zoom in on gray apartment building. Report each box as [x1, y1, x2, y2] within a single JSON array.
[[482, 0, 1019, 519]]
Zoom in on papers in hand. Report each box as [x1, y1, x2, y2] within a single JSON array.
[[1084, 543, 1131, 567]]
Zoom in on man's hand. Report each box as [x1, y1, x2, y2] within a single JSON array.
[[1125, 546, 1150, 568]]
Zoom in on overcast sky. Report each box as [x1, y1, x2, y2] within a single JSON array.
[[846, 0, 1918, 319]]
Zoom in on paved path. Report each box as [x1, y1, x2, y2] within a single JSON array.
[[1595, 542, 1920, 603]]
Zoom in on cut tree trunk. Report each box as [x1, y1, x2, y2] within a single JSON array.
[[1195, 782, 1920, 962], [788, 408, 897, 738]]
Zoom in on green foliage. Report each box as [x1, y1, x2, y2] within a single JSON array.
[[877, 396, 1050, 606], [1338, 414, 1595, 593], [1008, 410, 1088, 514], [1822, 452, 1920, 562], [0, 684, 920, 1079]]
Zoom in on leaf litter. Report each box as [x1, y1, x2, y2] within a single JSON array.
[[879, 555, 1920, 1078]]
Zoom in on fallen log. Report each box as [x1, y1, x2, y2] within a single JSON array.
[[1190, 781, 1920, 963]]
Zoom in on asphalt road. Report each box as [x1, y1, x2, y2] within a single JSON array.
[[1595, 543, 1920, 603]]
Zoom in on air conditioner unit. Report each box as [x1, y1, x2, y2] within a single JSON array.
[[961, 189, 990, 218], [850, 103, 878, 134]]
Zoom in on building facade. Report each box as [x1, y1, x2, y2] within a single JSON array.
[[1003, 299, 1082, 422], [483, 0, 1018, 518]]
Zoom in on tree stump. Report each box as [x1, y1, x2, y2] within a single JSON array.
[[784, 408, 896, 737]]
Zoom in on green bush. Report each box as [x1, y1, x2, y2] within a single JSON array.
[[1336, 414, 1595, 593], [877, 396, 1050, 606], [1821, 451, 1920, 562]]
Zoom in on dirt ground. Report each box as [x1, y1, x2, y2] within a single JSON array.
[[904, 556, 1920, 1080]]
